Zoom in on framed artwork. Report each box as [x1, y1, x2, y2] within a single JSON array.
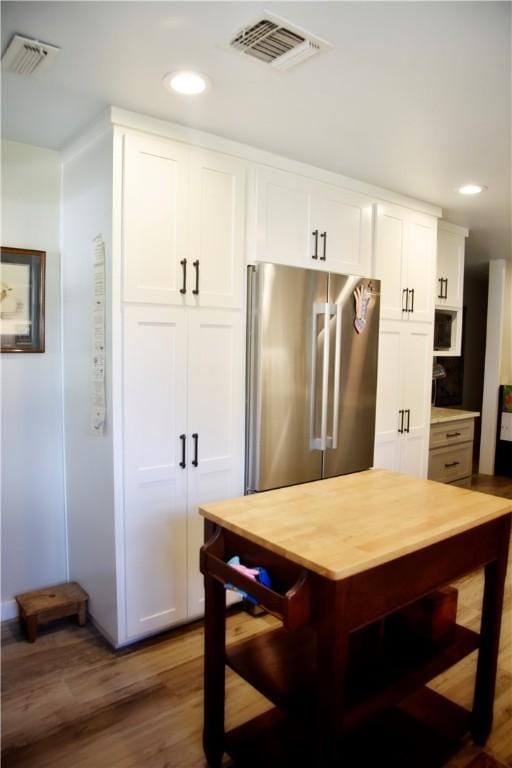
[[1, 247, 45, 353]]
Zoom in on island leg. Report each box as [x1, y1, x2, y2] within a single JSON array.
[[203, 570, 226, 767], [471, 515, 511, 745], [314, 579, 351, 766]]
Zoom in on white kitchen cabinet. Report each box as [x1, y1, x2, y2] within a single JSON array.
[[310, 182, 373, 275], [186, 310, 244, 617], [374, 320, 433, 478], [436, 221, 467, 309], [123, 134, 246, 309], [123, 132, 189, 305], [123, 306, 244, 637], [374, 203, 436, 323], [188, 150, 246, 309], [255, 167, 313, 268], [123, 305, 189, 638], [255, 166, 373, 276]]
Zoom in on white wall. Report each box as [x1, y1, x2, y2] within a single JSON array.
[[61, 132, 119, 643], [1, 141, 67, 618], [500, 262, 512, 384], [479, 259, 510, 474]]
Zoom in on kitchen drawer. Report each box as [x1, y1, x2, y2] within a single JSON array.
[[428, 442, 473, 484], [200, 526, 311, 630], [430, 418, 474, 450]]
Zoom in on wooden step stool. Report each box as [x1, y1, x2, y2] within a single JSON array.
[[15, 582, 89, 643]]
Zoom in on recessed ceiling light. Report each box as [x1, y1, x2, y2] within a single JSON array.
[[163, 70, 211, 95], [457, 184, 487, 195]]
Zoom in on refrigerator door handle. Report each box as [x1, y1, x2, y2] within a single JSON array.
[[329, 303, 342, 450], [310, 302, 332, 451]]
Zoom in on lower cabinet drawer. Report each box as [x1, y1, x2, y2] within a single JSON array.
[[430, 418, 475, 449], [428, 442, 473, 484]]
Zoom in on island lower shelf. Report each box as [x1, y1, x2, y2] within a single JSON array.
[[226, 621, 479, 731], [224, 686, 473, 767]]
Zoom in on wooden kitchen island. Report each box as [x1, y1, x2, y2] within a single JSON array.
[[199, 469, 511, 767]]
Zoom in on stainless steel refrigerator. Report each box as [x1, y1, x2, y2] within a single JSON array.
[[245, 263, 380, 493]]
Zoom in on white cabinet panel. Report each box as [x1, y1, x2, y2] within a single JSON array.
[[123, 133, 189, 304], [373, 204, 407, 320], [186, 310, 244, 617], [374, 322, 402, 471], [400, 324, 433, 477], [374, 321, 432, 478], [189, 151, 246, 309], [436, 227, 465, 309], [311, 184, 373, 276], [255, 167, 373, 276], [406, 214, 436, 323], [374, 205, 436, 324], [256, 167, 314, 267], [123, 306, 188, 638]]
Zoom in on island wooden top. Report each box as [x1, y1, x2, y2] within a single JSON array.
[[199, 469, 511, 580]]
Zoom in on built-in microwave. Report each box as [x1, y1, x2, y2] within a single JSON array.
[[434, 311, 453, 351]]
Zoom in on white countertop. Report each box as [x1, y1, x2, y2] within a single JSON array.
[[431, 407, 480, 425]]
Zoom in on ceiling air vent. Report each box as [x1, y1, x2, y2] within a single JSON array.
[[228, 12, 332, 71], [2, 35, 60, 76]]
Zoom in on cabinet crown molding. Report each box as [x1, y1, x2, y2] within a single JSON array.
[[438, 220, 469, 238], [62, 105, 442, 219]]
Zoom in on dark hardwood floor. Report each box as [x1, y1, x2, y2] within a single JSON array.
[[2, 474, 511, 768]]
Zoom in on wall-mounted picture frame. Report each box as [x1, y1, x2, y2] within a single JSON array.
[[1, 247, 45, 353]]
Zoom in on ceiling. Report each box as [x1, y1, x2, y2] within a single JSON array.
[[2, 1, 511, 267]]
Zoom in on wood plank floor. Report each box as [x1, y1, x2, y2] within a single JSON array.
[[2, 473, 511, 768]]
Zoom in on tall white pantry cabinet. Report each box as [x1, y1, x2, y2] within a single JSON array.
[[62, 122, 246, 646], [62, 108, 441, 647]]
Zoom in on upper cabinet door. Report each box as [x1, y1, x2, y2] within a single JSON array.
[[373, 203, 408, 320], [405, 213, 436, 323], [186, 309, 244, 618], [123, 133, 189, 304], [123, 305, 188, 639], [255, 167, 313, 268], [310, 183, 373, 276], [436, 226, 465, 309], [189, 150, 246, 309]]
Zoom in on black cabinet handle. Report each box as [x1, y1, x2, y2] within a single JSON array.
[[192, 433, 199, 467], [446, 431, 461, 438], [312, 230, 319, 260], [438, 278, 444, 299], [180, 259, 187, 294], [192, 260, 199, 295], [402, 288, 409, 312], [320, 231, 327, 261], [444, 461, 460, 468], [179, 434, 186, 468], [405, 409, 411, 433], [408, 288, 415, 313], [398, 409, 404, 434], [444, 278, 448, 299]]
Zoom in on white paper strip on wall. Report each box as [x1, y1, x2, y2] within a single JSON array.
[[91, 235, 106, 435]]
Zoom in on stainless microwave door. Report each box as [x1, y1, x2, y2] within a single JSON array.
[[247, 263, 327, 492], [323, 274, 380, 478]]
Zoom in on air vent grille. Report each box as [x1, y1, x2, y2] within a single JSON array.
[[228, 12, 332, 70], [2, 35, 60, 76], [232, 20, 305, 63]]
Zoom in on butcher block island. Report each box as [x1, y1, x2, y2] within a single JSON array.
[[199, 469, 511, 767]]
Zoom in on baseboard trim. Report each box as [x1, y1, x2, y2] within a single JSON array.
[[1, 600, 18, 621]]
